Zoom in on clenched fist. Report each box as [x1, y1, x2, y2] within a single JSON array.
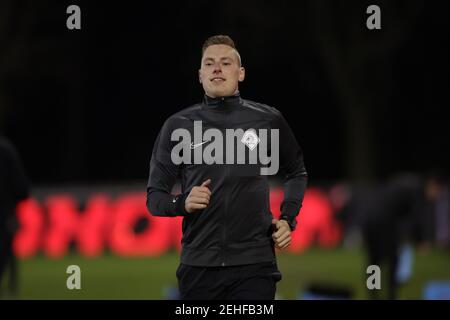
[[271, 219, 291, 250], [185, 179, 212, 213]]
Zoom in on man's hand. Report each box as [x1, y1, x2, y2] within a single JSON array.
[[185, 179, 212, 213], [271, 218, 291, 250]]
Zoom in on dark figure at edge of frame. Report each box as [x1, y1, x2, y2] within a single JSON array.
[[0, 135, 30, 297]]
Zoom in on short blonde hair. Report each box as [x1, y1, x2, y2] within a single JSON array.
[[201, 35, 242, 66]]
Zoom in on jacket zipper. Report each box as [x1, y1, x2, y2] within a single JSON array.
[[222, 164, 229, 267], [221, 97, 228, 267]]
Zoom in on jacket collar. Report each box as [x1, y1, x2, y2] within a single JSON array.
[[203, 92, 241, 108]]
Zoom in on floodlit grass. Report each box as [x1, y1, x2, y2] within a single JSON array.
[[1, 248, 449, 300]]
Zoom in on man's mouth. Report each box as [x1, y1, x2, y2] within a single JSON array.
[[211, 77, 226, 82]]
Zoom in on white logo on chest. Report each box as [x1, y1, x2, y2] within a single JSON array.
[[241, 129, 260, 150]]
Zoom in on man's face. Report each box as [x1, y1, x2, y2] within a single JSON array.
[[199, 44, 245, 98]]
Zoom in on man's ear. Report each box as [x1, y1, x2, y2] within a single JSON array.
[[238, 67, 245, 82], [198, 69, 203, 83]]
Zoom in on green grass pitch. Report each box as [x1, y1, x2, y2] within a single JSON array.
[[1, 248, 449, 300]]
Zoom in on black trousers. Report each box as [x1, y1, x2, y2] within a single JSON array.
[[176, 260, 282, 300]]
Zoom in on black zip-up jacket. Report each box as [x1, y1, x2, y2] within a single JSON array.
[[146, 93, 308, 267]]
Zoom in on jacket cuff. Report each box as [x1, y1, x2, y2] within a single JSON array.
[[173, 193, 189, 216], [279, 212, 298, 231]]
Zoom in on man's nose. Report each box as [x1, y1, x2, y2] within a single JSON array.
[[213, 64, 222, 73]]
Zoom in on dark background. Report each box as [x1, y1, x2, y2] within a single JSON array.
[[0, 0, 448, 186]]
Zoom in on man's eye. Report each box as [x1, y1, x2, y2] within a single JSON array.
[[223, 62, 231, 66], [205, 63, 213, 66]]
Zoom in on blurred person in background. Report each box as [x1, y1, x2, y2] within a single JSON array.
[[415, 173, 449, 252], [0, 135, 30, 297], [355, 172, 447, 300]]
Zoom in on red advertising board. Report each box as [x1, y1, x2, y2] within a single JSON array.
[[13, 187, 342, 258]]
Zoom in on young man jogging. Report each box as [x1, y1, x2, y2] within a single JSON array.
[[147, 35, 308, 300]]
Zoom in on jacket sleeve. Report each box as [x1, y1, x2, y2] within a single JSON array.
[[274, 111, 308, 230], [146, 119, 188, 217]]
